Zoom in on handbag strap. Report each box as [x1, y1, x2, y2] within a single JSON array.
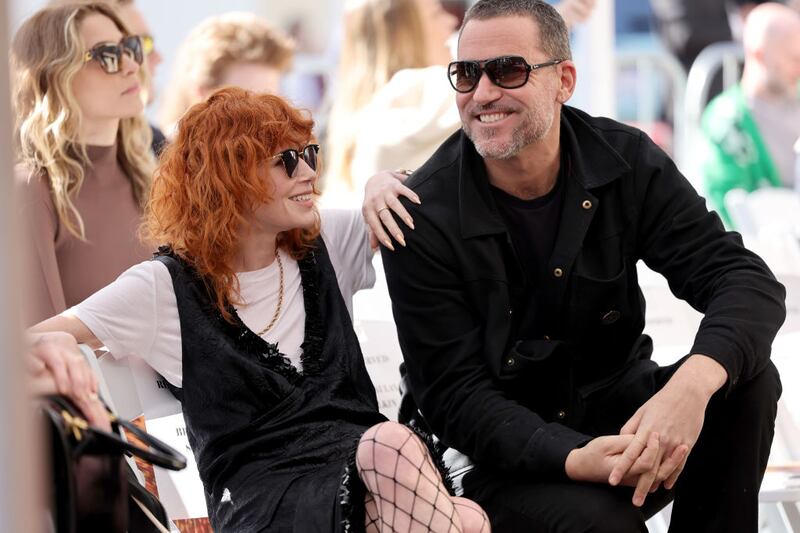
[[111, 415, 187, 470], [131, 496, 170, 533], [43, 395, 187, 471]]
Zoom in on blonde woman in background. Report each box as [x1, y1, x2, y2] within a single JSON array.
[[13, 2, 155, 326], [324, 0, 459, 204], [158, 12, 294, 136], [50, 0, 163, 103], [50, 0, 168, 153]]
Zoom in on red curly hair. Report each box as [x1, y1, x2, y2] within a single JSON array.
[[141, 87, 320, 320]]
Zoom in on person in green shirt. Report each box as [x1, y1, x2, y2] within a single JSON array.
[[700, 2, 800, 227]]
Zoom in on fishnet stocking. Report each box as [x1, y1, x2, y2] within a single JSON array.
[[357, 422, 490, 533], [453, 498, 491, 533]]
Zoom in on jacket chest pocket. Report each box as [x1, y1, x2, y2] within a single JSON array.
[[568, 263, 634, 345]]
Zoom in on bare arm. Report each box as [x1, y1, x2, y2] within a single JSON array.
[[29, 313, 102, 349], [26, 314, 109, 429]]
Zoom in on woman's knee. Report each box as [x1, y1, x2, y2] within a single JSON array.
[[453, 496, 490, 533], [356, 422, 426, 477]]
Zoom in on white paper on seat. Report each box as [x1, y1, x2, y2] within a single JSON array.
[[143, 414, 207, 520]]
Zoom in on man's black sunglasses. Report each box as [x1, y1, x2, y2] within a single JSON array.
[[270, 144, 320, 177], [83, 35, 144, 74], [448, 55, 563, 93]]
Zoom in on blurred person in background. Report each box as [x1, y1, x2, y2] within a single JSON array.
[[551, 0, 595, 27], [13, 2, 155, 326], [50, 0, 167, 154], [650, 0, 732, 75], [727, 0, 777, 42], [324, 0, 459, 204], [700, 2, 800, 227], [111, 0, 167, 152], [158, 12, 294, 137], [111, 0, 163, 101], [28, 87, 490, 533]]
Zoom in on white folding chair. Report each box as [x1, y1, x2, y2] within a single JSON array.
[[78, 345, 207, 529]]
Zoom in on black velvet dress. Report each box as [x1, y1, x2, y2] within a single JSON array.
[[155, 238, 387, 532]]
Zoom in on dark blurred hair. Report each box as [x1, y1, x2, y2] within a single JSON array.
[[461, 0, 572, 60]]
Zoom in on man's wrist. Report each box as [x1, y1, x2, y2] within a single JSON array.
[[564, 446, 583, 480], [673, 354, 728, 400]]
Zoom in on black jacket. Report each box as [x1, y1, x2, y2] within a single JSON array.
[[382, 106, 786, 479]]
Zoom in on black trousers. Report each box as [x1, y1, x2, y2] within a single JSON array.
[[461, 359, 782, 533]]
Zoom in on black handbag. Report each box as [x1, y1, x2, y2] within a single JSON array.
[[40, 394, 187, 533]]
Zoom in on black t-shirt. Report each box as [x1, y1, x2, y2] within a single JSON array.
[[490, 163, 565, 339]]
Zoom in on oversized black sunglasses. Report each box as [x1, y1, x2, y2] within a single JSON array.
[[270, 144, 320, 177], [448, 55, 563, 93], [83, 35, 144, 74]]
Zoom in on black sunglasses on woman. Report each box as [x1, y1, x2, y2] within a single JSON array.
[[83, 35, 143, 74], [270, 144, 320, 177]]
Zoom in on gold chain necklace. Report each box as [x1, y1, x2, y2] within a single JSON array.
[[256, 250, 284, 336]]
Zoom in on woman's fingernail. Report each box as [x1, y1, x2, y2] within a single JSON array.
[[396, 235, 406, 247], [406, 218, 415, 229], [383, 239, 394, 251], [413, 197, 422, 205]]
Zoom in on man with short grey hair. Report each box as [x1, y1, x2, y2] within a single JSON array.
[[700, 2, 800, 227], [373, 0, 785, 530]]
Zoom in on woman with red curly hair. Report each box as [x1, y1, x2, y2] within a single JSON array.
[[29, 87, 489, 533]]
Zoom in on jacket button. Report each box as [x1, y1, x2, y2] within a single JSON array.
[[581, 200, 593, 210], [601, 310, 621, 325], [505, 357, 515, 367], [553, 267, 564, 278], [508, 307, 513, 316], [543, 335, 551, 340], [556, 410, 566, 419]]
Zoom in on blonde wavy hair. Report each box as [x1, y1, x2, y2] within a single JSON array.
[[325, 0, 430, 191], [12, 2, 154, 240], [158, 12, 294, 132]]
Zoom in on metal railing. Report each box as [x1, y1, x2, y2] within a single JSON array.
[[615, 49, 689, 172], [683, 42, 745, 192]]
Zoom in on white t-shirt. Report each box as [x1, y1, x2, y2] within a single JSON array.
[[70, 209, 375, 388]]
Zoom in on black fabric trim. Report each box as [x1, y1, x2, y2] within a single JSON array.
[[408, 421, 456, 497], [297, 250, 325, 376], [339, 438, 366, 533], [153, 245, 326, 384]]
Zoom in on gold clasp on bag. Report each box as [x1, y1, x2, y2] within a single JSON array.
[[61, 410, 88, 442]]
